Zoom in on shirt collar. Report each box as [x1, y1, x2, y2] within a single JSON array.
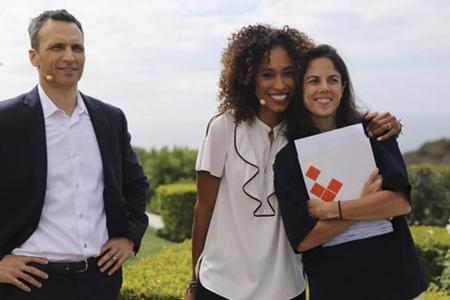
[[254, 116, 285, 136], [38, 85, 88, 119]]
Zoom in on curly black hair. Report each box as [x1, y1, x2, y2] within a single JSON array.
[[218, 24, 314, 124]]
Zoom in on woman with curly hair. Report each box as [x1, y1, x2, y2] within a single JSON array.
[[188, 25, 401, 300]]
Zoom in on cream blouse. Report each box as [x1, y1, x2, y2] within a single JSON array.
[[195, 112, 305, 300]]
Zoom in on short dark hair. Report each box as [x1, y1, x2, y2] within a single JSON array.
[[28, 9, 83, 50], [285, 44, 365, 139], [218, 24, 314, 124]]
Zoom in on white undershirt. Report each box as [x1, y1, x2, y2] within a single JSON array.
[[12, 86, 109, 261]]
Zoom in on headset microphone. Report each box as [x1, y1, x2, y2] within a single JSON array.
[[37, 66, 53, 81], [43, 73, 53, 81]]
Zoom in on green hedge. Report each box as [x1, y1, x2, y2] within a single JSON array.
[[120, 241, 191, 300], [120, 226, 450, 299], [411, 226, 450, 291], [408, 164, 450, 226], [424, 289, 450, 300], [143, 146, 197, 197], [156, 182, 196, 242], [442, 250, 450, 292]]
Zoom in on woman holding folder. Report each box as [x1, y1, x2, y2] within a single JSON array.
[[189, 25, 402, 300], [274, 44, 427, 300]]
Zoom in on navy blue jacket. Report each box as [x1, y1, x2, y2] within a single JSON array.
[[274, 135, 427, 300], [0, 87, 149, 257]]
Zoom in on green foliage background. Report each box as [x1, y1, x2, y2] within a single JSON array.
[[408, 164, 450, 226], [120, 241, 191, 300], [156, 182, 196, 241], [133, 146, 197, 212], [120, 227, 450, 299], [403, 138, 450, 165], [129, 145, 450, 298]]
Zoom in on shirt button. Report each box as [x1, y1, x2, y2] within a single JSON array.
[[74, 182, 79, 188], [79, 213, 84, 218], [83, 243, 87, 248], [71, 152, 76, 158]]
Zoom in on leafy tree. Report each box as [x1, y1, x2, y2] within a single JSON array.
[[408, 164, 450, 226], [144, 146, 197, 187]]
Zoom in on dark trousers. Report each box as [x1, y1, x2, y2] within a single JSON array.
[[195, 280, 306, 300], [0, 267, 122, 300]]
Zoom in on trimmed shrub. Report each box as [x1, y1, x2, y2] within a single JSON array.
[[441, 249, 450, 292], [147, 196, 162, 214], [143, 146, 197, 192], [424, 288, 450, 300], [157, 182, 196, 242], [120, 241, 191, 300], [132, 146, 197, 213], [408, 164, 450, 226], [411, 226, 450, 291], [120, 235, 449, 299]]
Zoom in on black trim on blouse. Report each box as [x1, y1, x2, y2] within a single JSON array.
[[234, 123, 276, 217]]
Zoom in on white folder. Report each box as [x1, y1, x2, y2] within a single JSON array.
[[295, 124, 393, 247]]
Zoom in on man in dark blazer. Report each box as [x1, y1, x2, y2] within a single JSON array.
[[0, 9, 149, 299]]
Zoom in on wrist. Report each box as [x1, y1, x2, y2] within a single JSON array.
[[337, 200, 343, 220], [327, 201, 341, 219], [186, 280, 198, 292], [325, 202, 339, 219]]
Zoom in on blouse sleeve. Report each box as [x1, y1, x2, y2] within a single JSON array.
[[195, 113, 231, 178], [274, 143, 318, 253], [371, 137, 412, 204]]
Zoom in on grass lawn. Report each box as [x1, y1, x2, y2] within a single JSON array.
[[126, 227, 175, 265]]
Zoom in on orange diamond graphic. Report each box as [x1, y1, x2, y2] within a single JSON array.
[[311, 183, 325, 198], [306, 166, 321, 181], [328, 179, 343, 194], [322, 190, 337, 202]]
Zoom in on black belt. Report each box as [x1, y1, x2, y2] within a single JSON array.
[[28, 257, 99, 274]]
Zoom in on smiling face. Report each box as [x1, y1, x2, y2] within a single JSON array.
[[302, 57, 345, 131], [255, 46, 295, 126], [29, 20, 85, 90]]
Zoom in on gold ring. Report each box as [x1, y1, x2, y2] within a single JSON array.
[[384, 123, 392, 131], [112, 256, 117, 260]]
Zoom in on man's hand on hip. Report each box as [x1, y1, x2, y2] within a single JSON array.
[[98, 238, 134, 276], [0, 254, 48, 292]]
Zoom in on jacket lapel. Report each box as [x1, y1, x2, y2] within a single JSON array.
[[81, 94, 114, 186], [23, 87, 47, 205]]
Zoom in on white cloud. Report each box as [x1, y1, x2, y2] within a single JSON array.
[[1, 0, 449, 151]]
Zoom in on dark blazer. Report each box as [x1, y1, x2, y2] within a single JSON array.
[[274, 138, 427, 299], [0, 87, 149, 257]]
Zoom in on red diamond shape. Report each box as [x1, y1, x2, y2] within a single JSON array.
[[310, 183, 325, 198], [322, 189, 336, 202], [306, 166, 321, 181], [328, 179, 343, 194]]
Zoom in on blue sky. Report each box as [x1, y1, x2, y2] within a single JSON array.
[[1, 0, 449, 151]]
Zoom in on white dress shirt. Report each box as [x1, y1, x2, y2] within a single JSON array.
[[195, 112, 305, 300], [12, 85, 109, 261]]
